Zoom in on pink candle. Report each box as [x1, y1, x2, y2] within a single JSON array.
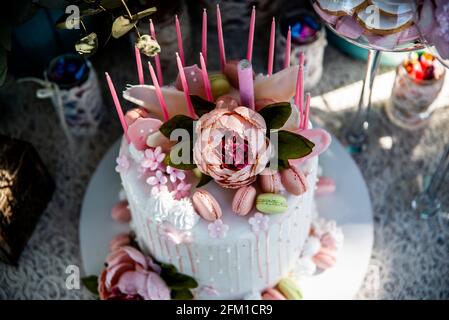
[[149, 19, 164, 86], [176, 53, 196, 119], [134, 46, 144, 85], [303, 93, 311, 130], [246, 6, 256, 62], [237, 59, 255, 110], [267, 17, 276, 75], [294, 52, 305, 128], [202, 9, 208, 64], [216, 4, 226, 72], [105, 72, 130, 142], [148, 61, 169, 122], [284, 26, 291, 69], [199, 52, 213, 102], [175, 15, 185, 66]]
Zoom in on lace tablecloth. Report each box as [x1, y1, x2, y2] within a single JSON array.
[[1, 35, 449, 299]]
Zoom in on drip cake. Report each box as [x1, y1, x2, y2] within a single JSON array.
[[98, 6, 343, 300]]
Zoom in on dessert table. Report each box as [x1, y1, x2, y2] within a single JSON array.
[[1, 31, 449, 299]]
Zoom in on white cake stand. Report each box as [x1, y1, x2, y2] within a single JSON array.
[[79, 135, 373, 300]]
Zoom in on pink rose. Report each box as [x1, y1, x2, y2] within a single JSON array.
[[98, 246, 169, 300], [193, 107, 270, 189]]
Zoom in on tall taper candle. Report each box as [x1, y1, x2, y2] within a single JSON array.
[[267, 17, 276, 75], [148, 61, 169, 121], [176, 53, 196, 118], [135, 46, 144, 85], [247, 6, 256, 62], [200, 53, 213, 102], [294, 52, 305, 128], [284, 26, 291, 69], [105, 72, 130, 142], [149, 19, 164, 86], [216, 4, 226, 72], [237, 59, 255, 110], [175, 15, 185, 66], [202, 9, 208, 64], [303, 93, 311, 130]]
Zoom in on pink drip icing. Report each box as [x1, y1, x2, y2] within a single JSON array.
[[265, 230, 270, 285], [235, 243, 240, 292], [145, 218, 155, 254], [186, 243, 196, 274], [278, 221, 283, 275], [175, 245, 183, 273], [255, 233, 263, 278]]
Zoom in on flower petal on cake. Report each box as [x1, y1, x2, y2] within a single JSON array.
[[289, 128, 331, 165], [146, 271, 171, 300], [254, 65, 299, 102], [127, 118, 162, 151], [123, 85, 191, 120]]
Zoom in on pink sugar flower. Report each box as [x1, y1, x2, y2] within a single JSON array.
[[172, 181, 192, 200], [115, 155, 130, 173], [166, 166, 186, 183], [208, 219, 229, 239], [146, 170, 168, 192], [248, 213, 269, 233], [141, 146, 165, 171]]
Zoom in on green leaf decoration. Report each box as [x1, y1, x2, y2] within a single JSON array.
[[190, 95, 216, 117], [277, 130, 315, 160], [159, 115, 194, 139], [75, 32, 98, 57], [277, 159, 290, 170], [258, 102, 292, 130], [196, 173, 213, 188], [82, 275, 99, 296], [160, 263, 198, 290], [131, 7, 157, 22], [171, 288, 194, 300], [164, 151, 197, 171]]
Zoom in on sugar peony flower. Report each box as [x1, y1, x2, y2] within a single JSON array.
[[98, 246, 170, 300], [193, 107, 270, 189]]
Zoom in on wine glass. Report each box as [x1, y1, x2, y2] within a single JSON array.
[[411, 0, 449, 220], [311, 0, 425, 152]]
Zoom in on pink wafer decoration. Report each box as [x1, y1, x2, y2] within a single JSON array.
[[176, 53, 196, 119], [247, 6, 256, 62], [200, 52, 213, 102], [149, 19, 163, 86], [175, 15, 185, 66], [105, 72, 129, 142], [216, 4, 226, 72], [148, 61, 169, 121], [267, 17, 276, 75], [134, 46, 144, 85]]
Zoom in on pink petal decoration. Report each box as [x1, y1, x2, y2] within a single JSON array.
[[253, 65, 299, 102], [127, 117, 162, 150], [289, 128, 331, 165]]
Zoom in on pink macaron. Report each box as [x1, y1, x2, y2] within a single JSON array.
[[109, 233, 131, 252], [192, 189, 222, 221], [125, 107, 149, 126], [312, 247, 338, 270], [280, 166, 308, 196], [111, 200, 131, 223], [262, 288, 286, 300], [232, 185, 257, 216], [315, 177, 336, 196], [258, 169, 282, 194]]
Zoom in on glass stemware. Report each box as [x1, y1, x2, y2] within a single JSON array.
[[311, 0, 425, 152]]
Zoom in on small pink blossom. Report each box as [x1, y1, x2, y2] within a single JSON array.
[[172, 181, 192, 200], [141, 147, 165, 171], [248, 213, 269, 233], [207, 219, 229, 239], [115, 155, 130, 173], [146, 170, 168, 192], [166, 166, 186, 183]]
